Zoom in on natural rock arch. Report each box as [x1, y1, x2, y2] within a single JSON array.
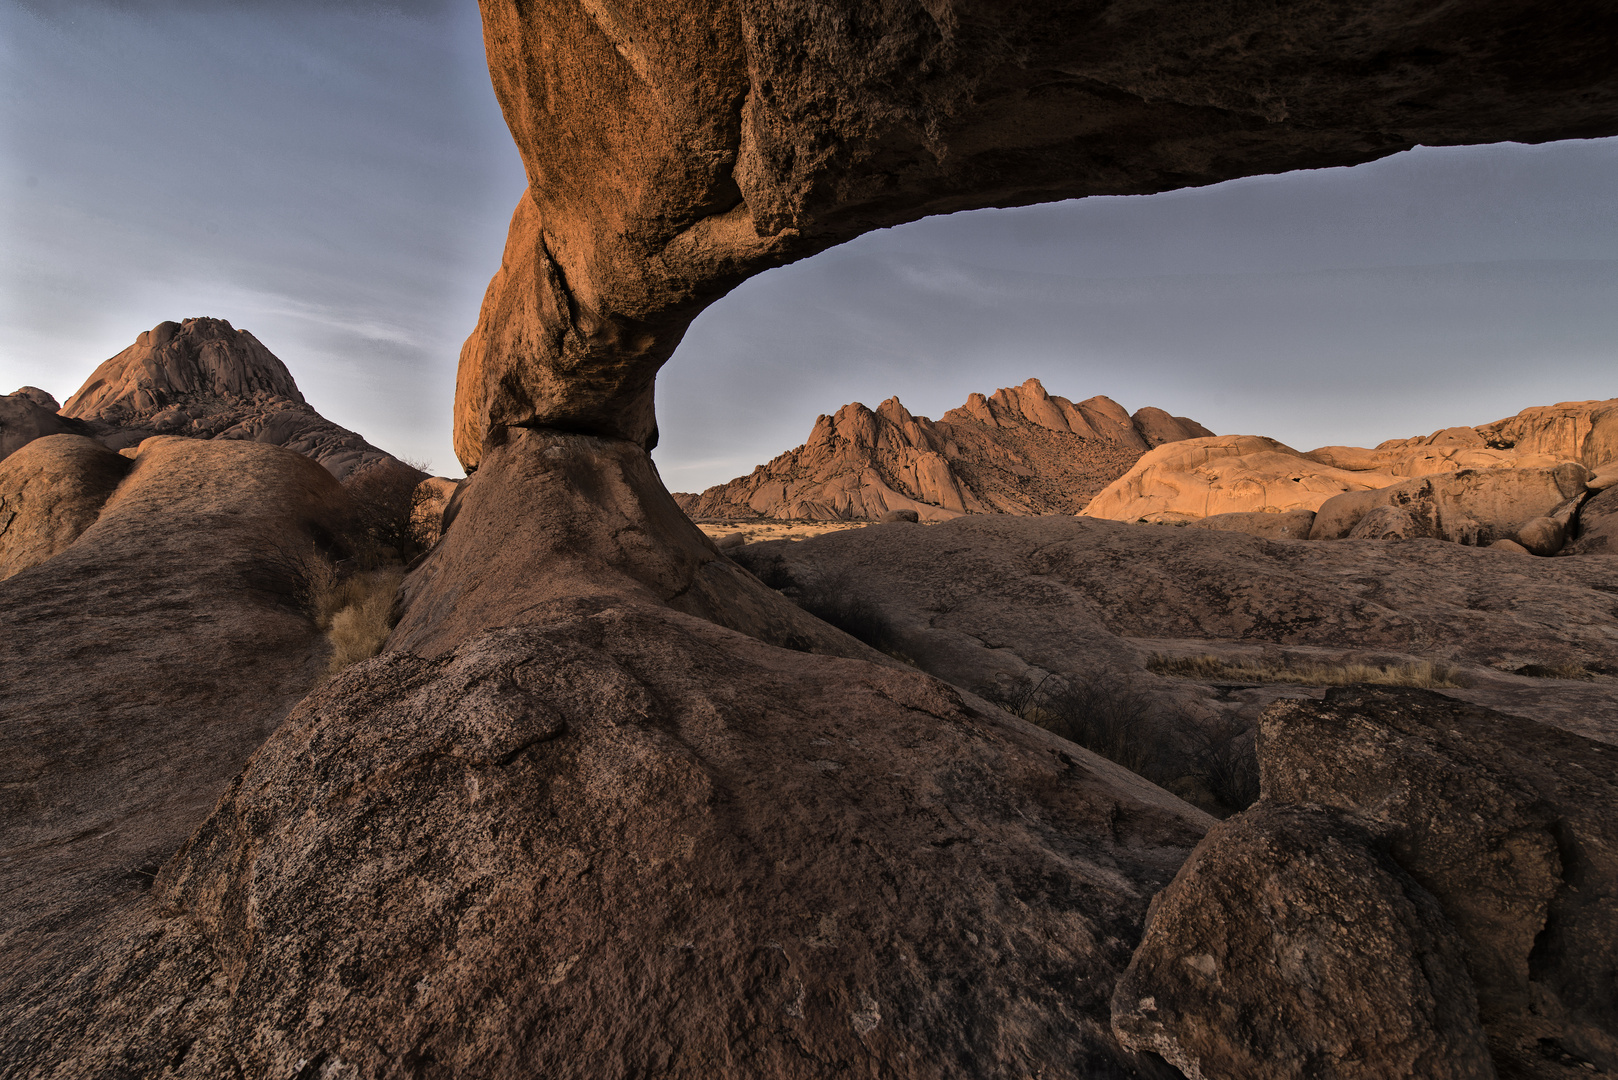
[[454, 0, 1618, 469]]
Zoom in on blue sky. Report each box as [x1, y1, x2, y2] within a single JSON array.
[[4, 1, 1615, 486]]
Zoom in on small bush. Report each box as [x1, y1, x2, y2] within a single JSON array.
[[342, 458, 428, 568], [323, 568, 403, 674], [977, 670, 1163, 779], [1148, 653, 1467, 689], [1040, 672, 1163, 777], [790, 569, 904, 657], [1187, 716, 1261, 811]]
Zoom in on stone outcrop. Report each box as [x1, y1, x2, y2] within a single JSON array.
[[58, 317, 400, 481], [0, 388, 93, 462], [453, 1, 1618, 468], [1114, 689, 1618, 1077], [1472, 399, 1618, 469], [391, 431, 893, 661], [1111, 803, 1494, 1080], [676, 378, 1207, 521], [0, 434, 132, 580], [1309, 463, 1590, 547], [1565, 484, 1618, 556], [1084, 401, 1617, 536]]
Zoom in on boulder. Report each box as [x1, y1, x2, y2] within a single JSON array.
[[1111, 803, 1494, 1080], [1514, 515, 1567, 556], [0, 434, 132, 580], [878, 508, 919, 523], [1308, 487, 1387, 540], [1185, 508, 1316, 539], [0, 390, 93, 462], [1259, 689, 1618, 1073], [1488, 538, 1533, 555], [1311, 465, 1589, 544], [1083, 435, 1387, 522]]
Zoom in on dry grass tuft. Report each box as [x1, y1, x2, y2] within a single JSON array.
[[285, 549, 403, 677], [1149, 653, 1467, 689]]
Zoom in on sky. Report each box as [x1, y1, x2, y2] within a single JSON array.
[[3, 1, 1615, 487]]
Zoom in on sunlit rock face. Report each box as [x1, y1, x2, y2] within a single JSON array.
[[455, 0, 1618, 469]]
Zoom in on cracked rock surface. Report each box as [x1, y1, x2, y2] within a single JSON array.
[[10, 606, 1211, 1079]]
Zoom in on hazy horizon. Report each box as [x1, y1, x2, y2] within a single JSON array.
[[4, 0, 1615, 488]]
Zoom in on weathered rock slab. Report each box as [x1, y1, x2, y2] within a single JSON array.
[[0, 436, 353, 1019]]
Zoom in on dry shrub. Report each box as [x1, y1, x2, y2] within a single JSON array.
[[342, 458, 428, 568], [978, 669, 1260, 815], [1514, 662, 1597, 680], [1148, 653, 1467, 689], [787, 568, 906, 659], [1186, 716, 1261, 811]]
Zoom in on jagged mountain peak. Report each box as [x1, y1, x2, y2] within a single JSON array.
[[676, 379, 1213, 521]]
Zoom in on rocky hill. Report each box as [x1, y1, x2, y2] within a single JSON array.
[[34, 316, 401, 481], [675, 377, 1211, 521]]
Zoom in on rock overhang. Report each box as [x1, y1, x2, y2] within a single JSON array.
[[454, 0, 1618, 470]]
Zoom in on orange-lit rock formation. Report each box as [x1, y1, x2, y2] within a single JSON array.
[[1084, 398, 1618, 526], [455, 0, 1618, 469]]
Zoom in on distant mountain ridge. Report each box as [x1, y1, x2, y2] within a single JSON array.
[[674, 377, 1212, 521]]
